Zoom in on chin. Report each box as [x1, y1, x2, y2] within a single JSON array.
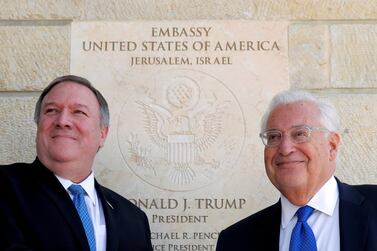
[[279, 178, 306, 190], [48, 152, 80, 163], [274, 170, 306, 186]]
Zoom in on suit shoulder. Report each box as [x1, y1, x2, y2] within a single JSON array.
[[221, 202, 280, 234], [339, 181, 377, 207], [99, 185, 145, 215], [351, 183, 377, 202], [339, 180, 377, 195], [0, 162, 31, 170], [0, 162, 34, 178], [217, 202, 280, 250], [353, 184, 377, 193]]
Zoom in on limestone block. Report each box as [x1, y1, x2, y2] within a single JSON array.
[[319, 94, 377, 184], [0, 24, 70, 91], [2, 0, 377, 21], [0, 96, 37, 165], [80, 0, 290, 20], [288, 0, 377, 20], [289, 24, 329, 89], [331, 24, 377, 88], [0, 0, 81, 20]]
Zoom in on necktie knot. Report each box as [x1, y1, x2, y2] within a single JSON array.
[[296, 205, 314, 222], [68, 184, 86, 196]]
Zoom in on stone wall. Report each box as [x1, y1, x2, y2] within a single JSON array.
[[2, 1, 377, 190]]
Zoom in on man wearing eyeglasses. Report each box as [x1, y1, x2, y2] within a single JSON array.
[[216, 90, 377, 251]]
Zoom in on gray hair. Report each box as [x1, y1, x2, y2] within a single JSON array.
[[34, 75, 110, 127], [260, 90, 340, 133]]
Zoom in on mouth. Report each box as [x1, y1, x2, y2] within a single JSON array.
[[275, 160, 305, 167], [52, 135, 76, 140]]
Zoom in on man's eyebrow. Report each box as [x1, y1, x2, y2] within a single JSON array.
[[264, 124, 308, 131], [43, 102, 55, 106], [73, 104, 89, 109], [42, 102, 89, 109]]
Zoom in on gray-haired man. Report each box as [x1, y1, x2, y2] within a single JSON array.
[[0, 75, 153, 251], [217, 90, 377, 251]]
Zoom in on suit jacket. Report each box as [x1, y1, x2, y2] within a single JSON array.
[[216, 179, 377, 251], [0, 158, 153, 251]]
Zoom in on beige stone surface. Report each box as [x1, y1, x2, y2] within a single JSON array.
[[71, 20, 288, 248], [318, 93, 377, 184], [0, 24, 70, 91], [0, 97, 37, 165], [80, 0, 290, 20], [0, 0, 81, 20], [289, 24, 329, 89], [331, 24, 377, 88], [3, 0, 377, 21], [288, 0, 377, 20]]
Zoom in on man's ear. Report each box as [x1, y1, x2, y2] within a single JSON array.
[[99, 126, 109, 148], [329, 132, 340, 161]]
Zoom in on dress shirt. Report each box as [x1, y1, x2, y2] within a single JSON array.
[[56, 172, 107, 251], [279, 176, 340, 251]]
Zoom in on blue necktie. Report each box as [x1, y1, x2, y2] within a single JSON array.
[[289, 205, 317, 251], [68, 184, 96, 251]]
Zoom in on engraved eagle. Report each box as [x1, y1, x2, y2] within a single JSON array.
[[136, 100, 226, 156]]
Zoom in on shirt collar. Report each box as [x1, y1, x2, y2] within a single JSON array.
[[55, 171, 97, 206], [280, 176, 339, 228]]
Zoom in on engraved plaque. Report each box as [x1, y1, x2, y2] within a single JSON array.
[[118, 69, 245, 191], [71, 21, 288, 250]]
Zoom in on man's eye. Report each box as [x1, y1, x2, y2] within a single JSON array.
[[74, 110, 87, 116], [293, 129, 309, 138], [267, 133, 281, 142], [45, 108, 58, 114]]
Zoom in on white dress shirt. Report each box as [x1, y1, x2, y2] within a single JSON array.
[[56, 172, 107, 251], [279, 176, 340, 251]]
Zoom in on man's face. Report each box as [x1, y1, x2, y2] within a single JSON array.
[[36, 81, 108, 168], [264, 101, 339, 203]]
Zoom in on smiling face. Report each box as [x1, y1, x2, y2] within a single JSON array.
[[264, 101, 340, 205], [36, 81, 108, 181]]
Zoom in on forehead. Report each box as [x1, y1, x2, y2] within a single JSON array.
[[267, 101, 321, 130], [42, 81, 99, 108]]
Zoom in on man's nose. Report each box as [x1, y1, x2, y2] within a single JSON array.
[[278, 134, 296, 156], [55, 110, 72, 128]]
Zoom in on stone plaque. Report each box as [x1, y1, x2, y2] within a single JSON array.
[[71, 21, 288, 250]]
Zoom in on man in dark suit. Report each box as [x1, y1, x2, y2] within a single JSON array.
[[0, 75, 153, 251], [216, 90, 377, 251]]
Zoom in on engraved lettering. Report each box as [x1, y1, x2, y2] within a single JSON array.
[[82, 40, 137, 51], [196, 56, 232, 65], [168, 244, 215, 251], [129, 198, 179, 209], [151, 214, 208, 223], [151, 27, 212, 37], [130, 56, 191, 66], [214, 40, 280, 51], [195, 198, 246, 209]]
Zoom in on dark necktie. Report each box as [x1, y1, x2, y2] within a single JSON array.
[[68, 184, 96, 251], [289, 205, 317, 251]]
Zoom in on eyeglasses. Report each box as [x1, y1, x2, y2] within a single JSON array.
[[259, 125, 329, 147]]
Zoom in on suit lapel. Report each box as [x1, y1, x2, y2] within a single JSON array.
[[95, 181, 119, 251], [338, 180, 368, 251], [33, 159, 90, 251], [255, 200, 281, 250], [269, 201, 282, 250]]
